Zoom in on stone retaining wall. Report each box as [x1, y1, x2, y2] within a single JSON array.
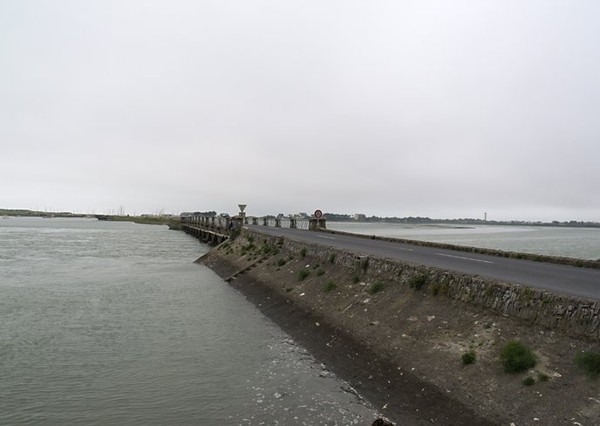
[[247, 229, 600, 341]]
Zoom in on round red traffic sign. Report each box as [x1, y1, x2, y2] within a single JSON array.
[[314, 209, 323, 218]]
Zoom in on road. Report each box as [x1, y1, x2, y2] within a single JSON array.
[[246, 225, 600, 301]]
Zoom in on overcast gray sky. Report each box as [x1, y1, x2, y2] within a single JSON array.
[[1, 0, 599, 221]]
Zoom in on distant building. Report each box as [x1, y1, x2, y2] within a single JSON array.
[[354, 214, 367, 222]]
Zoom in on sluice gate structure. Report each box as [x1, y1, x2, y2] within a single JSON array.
[[180, 211, 326, 245]]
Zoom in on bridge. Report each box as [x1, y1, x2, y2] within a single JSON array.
[[180, 211, 326, 245]]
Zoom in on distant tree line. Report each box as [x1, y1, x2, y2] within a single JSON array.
[[323, 213, 600, 228], [0, 208, 83, 218]]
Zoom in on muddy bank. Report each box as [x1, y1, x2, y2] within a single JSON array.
[[200, 230, 600, 425]]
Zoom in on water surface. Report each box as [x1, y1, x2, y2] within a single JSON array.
[[0, 217, 376, 425], [328, 222, 600, 260]]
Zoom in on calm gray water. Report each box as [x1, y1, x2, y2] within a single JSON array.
[[0, 217, 377, 425], [328, 222, 600, 260]]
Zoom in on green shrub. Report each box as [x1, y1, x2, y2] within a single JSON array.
[[300, 247, 307, 258], [324, 281, 337, 293], [277, 258, 286, 267], [409, 274, 427, 290], [537, 372, 549, 382], [352, 275, 360, 284], [462, 350, 476, 365], [522, 376, 535, 386], [368, 281, 384, 294], [328, 253, 336, 264], [317, 269, 325, 276], [500, 340, 536, 373], [261, 244, 273, 255], [575, 351, 600, 378], [298, 269, 310, 281]]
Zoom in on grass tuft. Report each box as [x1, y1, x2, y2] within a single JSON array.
[[298, 269, 310, 281], [462, 350, 476, 365], [241, 243, 256, 256], [368, 281, 384, 294], [324, 281, 337, 293], [522, 376, 535, 386], [575, 351, 600, 378]]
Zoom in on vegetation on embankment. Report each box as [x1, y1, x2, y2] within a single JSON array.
[[200, 229, 600, 426]]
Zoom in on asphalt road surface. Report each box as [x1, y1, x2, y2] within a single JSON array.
[[246, 225, 600, 301]]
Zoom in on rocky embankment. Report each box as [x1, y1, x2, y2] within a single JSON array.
[[199, 229, 600, 426]]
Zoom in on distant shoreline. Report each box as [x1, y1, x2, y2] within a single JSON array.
[[0, 208, 87, 218], [326, 217, 600, 229], [0, 209, 180, 228], [2, 208, 599, 229]]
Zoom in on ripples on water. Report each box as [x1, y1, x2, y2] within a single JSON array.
[[0, 218, 376, 425], [328, 222, 600, 260]]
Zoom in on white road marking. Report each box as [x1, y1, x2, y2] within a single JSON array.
[[317, 235, 337, 240], [435, 253, 494, 264]]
